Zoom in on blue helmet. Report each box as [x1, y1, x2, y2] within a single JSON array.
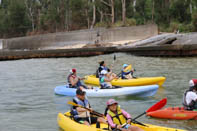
[[123, 64, 128, 68]]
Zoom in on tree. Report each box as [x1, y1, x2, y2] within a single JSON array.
[[101, 0, 115, 24], [121, 0, 126, 25]]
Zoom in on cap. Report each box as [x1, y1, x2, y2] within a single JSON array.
[[189, 79, 197, 87], [123, 64, 128, 68], [101, 70, 108, 75], [76, 88, 86, 95], [106, 99, 118, 106], [70, 68, 76, 74]]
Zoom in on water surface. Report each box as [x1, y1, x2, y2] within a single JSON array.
[[1, 53, 197, 131]]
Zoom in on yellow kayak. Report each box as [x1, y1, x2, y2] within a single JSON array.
[[84, 75, 166, 87], [57, 112, 186, 131]]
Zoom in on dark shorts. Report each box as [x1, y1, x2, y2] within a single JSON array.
[[75, 117, 98, 124]]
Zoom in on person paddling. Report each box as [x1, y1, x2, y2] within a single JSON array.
[[71, 88, 107, 126], [67, 68, 91, 89], [96, 61, 116, 78], [105, 99, 144, 131], [121, 64, 135, 79], [183, 79, 197, 110]]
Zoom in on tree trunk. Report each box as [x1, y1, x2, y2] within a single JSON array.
[[133, 0, 136, 12], [152, 0, 154, 23], [98, 8, 103, 23], [91, 0, 96, 29], [111, 0, 114, 24], [121, 0, 126, 25], [65, 0, 70, 31]]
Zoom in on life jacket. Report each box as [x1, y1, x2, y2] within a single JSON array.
[[67, 74, 75, 84], [182, 90, 196, 110], [107, 105, 127, 125], [67, 74, 81, 88], [121, 70, 133, 79], [99, 76, 111, 88], [71, 97, 90, 119], [97, 66, 109, 78]]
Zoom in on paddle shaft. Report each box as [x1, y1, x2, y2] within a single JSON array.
[[68, 101, 104, 117], [110, 54, 116, 71], [132, 112, 146, 121], [133, 98, 167, 121]]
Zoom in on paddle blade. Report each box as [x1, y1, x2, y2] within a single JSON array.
[[124, 64, 132, 72], [113, 54, 116, 61], [67, 101, 80, 107], [146, 98, 167, 113]]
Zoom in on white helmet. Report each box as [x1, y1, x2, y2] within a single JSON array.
[[101, 70, 108, 75]]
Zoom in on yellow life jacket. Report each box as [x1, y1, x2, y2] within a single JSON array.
[[107, 105, 127, 125]]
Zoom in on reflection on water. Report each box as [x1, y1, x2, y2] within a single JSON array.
[[0, 53, 197, 131]]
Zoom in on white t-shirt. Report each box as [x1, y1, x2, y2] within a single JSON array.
[[186, 91, 197, 105]]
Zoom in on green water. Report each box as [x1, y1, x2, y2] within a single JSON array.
[[0, 53, 197, 131]]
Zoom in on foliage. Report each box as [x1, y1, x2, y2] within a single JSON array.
[[1, 0, 197, 38], [192, 11, 197, 31]]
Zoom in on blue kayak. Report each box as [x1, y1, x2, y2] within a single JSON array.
[[54, 85, 159, 97]]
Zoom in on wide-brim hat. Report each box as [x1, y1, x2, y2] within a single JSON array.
[[106, 99, 118, 106]]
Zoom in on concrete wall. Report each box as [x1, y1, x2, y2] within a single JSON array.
[[2, 24, 158, 50], [0, 39, 2, 49]]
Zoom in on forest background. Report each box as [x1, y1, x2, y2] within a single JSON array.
[[1, 0, 197, 38]]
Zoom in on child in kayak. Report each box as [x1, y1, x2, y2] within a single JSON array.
[[105, 99, 144, 131], [121, 64, 135, 79], [99, 70, 117, 89]]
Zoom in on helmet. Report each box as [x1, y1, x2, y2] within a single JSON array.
[[189, 79, 197, 87], [106, 99, 118, 106], [123, 64, 128, 68], [101, 70, 108, 75]]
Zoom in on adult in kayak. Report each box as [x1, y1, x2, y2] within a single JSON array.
[[183, 79, 197, 110], [99, 70, 117, 89], [121, 64, 135, 79], [70, 88, 107, 126], [68, 68, 91, 89], [105, 99, 144, 131], [96, 61, 116, 78]]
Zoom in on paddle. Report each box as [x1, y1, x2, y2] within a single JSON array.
[[110, 54, 116, 71], [132, 98, 167, 121], [67, 101, 104, 117], [68, 101, 147, 127]]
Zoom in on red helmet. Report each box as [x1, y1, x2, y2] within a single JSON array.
[[70, 68, 76, 74], [189, 79, 197, 87]]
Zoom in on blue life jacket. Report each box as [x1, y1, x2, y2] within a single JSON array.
[[97, 66, 109, 78], [121, 70, 133, 79], [71, 97, 90, 119]]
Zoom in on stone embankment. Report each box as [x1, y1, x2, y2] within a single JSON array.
[[118, 33, 197, 56], [1, 25, 197, 61]]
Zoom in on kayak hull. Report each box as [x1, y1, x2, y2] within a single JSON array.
[[84, 75, 166, 87], [54, 85, 159, 97], [147, 107, 197, 120], [57, 112, 186, 131]]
